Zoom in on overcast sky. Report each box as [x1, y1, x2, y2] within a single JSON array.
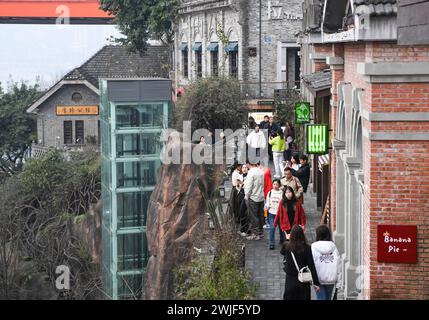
[[0, 24, 123, 91]]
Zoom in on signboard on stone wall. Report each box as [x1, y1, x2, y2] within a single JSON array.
[[377, 225, 417, 264], [56, 105, 99, 116]]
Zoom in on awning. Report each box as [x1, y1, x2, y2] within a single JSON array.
[[192, 43, 202, 52], [302, 69, 332, 96], [207, 42, 219, 52], [179, 43, 188, 51], [318, 154, 330, 172], [225, 42, 239, 52]]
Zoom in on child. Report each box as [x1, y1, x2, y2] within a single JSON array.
[[264, 179, 285, 250]]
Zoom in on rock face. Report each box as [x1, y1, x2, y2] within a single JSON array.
[[72, 201, 102, 265], [144, 136, 222, 300]]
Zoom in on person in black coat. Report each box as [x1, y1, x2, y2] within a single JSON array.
[[281, 225, 320, 300], [290, 154, 310, 193]]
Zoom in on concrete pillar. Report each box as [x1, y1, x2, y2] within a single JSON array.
[[333, 140, 346, 255], [344, 158, 362, 299]]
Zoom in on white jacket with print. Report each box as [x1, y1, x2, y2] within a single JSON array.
[[311, 241, 342, 287]]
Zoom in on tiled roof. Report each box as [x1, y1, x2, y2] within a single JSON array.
[[63, 45, 171, 88], [302, 69, 332, 93], [354, 0, 397, 16]]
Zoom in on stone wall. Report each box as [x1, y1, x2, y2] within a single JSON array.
[[175, 0, 303, 98], [35, 84, 99, 148]]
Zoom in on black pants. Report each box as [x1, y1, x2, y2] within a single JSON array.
[[247, 199, 264, 236], [283, 274, 311, 300], [238, 190, 249, 233]]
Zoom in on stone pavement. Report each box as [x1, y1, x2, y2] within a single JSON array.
[[221, 163, 323, 300], [244, 183, 321, 300]]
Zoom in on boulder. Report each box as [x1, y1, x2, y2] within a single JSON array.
[[144, 135, 223, 299]]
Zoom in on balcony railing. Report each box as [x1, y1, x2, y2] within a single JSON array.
[[240, 80, 301, 100]]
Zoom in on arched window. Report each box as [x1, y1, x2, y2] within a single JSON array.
[[72, 92, 83, 103]]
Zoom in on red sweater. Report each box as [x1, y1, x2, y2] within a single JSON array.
[[263, 168, 272, 198], [274, 199, 306, 232]]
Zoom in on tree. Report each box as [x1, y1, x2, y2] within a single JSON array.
[[0, 150, 102, 299], [174, 78, 248, 132], [100, 0, 179, 53], [0, 82, 40, 175]]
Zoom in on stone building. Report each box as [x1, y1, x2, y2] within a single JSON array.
[[27, 45, 170, 149], [300, 0, 429, 299], [174, 0, 303, 111]]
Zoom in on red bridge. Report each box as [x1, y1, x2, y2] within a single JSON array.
[[0, 0, 113, 24]]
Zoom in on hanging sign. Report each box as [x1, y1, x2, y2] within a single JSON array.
[[377, 225, 417, 264], [295, 102, 311, 124], [306, 124, 328, 154]]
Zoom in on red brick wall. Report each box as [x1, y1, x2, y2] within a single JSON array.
[[366, 140, 429, 299], [335, 41, 429, 300]]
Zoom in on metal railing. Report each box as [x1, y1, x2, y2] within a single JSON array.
[[239, 80, 301, 100]]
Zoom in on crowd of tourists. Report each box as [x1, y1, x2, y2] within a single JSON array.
[[229, 115, 342, 300]]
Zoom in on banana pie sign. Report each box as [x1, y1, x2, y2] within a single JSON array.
[[377, 225, 417, 264]]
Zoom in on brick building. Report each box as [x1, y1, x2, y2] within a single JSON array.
[[27, 45, 170, 149], [174, 0, 303, 111], [300, 0, 429, 299]]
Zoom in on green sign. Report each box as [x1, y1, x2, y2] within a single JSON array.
[[307, 124, 329, 154], [295, 102, 311, 124]]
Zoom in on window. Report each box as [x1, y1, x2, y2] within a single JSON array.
[[116, 104, 163, 129], [75, 120, 84, 144], [116, 133, 161, 157], [182, 50, 188, 78], [63, 121, 73, 144], [211, 51, 218, 77], [72, 92, 82, 103], [116, 161, 158, 188], [229, 51, 238, 79], [196, 51, 202, 78]]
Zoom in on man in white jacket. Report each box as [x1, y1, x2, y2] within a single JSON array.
[[246, 125, 267, 158], [311, 225, 343, 300]]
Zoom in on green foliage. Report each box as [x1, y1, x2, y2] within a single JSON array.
[[100, 0, 179, 53], [0, 149, 102, 299], [175, 248, 257, 300], [0, 82, 40, 175], [174, 177, 257, 300], [174, 78, 247, 132]]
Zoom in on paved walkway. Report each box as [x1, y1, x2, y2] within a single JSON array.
[[222, 163, 323, 300], [244, 184, 321, 300]]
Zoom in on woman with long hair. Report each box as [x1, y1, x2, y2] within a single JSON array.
[[311, 225, 342, 300], [281, 225, 320, 300], [274, 186, 306, 240]]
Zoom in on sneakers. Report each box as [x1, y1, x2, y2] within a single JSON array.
[[269, 245, 275, 250], [263, 224, 270, 229]]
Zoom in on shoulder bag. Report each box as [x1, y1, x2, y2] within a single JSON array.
[[291, 251, 313, 284]]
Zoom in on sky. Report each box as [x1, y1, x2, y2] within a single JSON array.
[[0, 24, 123, 91]]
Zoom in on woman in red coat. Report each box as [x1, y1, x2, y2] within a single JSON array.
[[274, 186, 306, 241]]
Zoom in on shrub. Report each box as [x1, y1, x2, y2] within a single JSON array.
[[174, 78, 248, 132]]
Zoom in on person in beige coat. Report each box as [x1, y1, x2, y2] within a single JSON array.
[[281, 167, 304, 204]]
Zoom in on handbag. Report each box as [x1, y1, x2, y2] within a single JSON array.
[[290, 251, 313, 284]]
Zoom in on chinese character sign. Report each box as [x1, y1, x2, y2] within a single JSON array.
[[306, 124, 328, 154], [377, 225, 417, 264], [56, 106, 99, 116], [295, 102, 310, 124]]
